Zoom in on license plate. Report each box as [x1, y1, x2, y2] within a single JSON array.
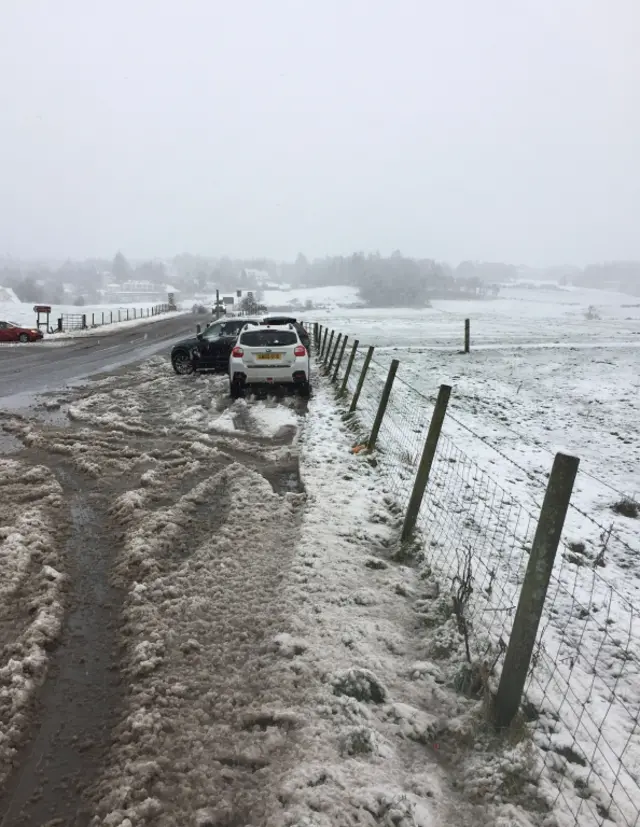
[[257, 353, 282, 360]]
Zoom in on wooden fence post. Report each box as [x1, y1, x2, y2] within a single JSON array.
[[339, 339, 359, 396], [492, 452, 580, 729], [314, 322, 319, 350], [327, 333, 342, 373], [464, 319, 470, 353], [320, 327, 328, 359], [349, 346, 374, 414], [401, 384, 452, 541], [196, 323, 201, 334], [110, 311, 113, 324], [82, 314, 87, 329], [368, 360, 399, 450], [102, 311, 105, 325], [92, 313, 95, 327], [324, 330, 335, 364], [332, 335, 349, 382]]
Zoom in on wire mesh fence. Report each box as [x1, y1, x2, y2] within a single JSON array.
[[318, 325, 640, 827], [57, 304, 172, 332]]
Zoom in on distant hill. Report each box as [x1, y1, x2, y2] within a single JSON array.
[[0, 285, 20, 304]]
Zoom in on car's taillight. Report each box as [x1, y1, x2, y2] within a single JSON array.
[[294, 345, 306, 357], [231, 346, 244, 358]]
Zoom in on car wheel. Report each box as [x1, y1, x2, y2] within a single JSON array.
[[229, 380, 243, 399], [18, 333, 29, 343], [172, 351, 195, 375]]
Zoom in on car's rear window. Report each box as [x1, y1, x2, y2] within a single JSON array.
[[240, 330, 298, 347]]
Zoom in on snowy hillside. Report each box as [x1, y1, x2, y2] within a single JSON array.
[[0, 286, 20, 304], [262, 285, 363, 310]]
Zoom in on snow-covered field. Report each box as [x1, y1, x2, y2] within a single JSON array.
[[314, 283, 640, 826], [308, 283, 640, 347], [262, 284, 362, 310], [0, 298, 185, 339]]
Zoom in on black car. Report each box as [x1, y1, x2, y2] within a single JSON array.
[[261, 316, 310, 349], [171, 317, 260, 375]]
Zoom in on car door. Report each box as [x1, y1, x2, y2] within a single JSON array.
[[212, 320, 246, 370], [193, 321, 226, 369]]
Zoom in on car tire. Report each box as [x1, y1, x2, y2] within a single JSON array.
[[229, 380, 243, 400], [172, 350, 195, 375], [18, 333, 29, 343]]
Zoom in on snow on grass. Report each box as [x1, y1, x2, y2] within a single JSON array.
[[262, 285, 363, 311], [0, 460, 66, 787], [0, 298, 189, 346], [315, 289, 640, 826], [44, 308, 190, 340], [312, 284, 640, 349], [0, 299, 181, 329], [261, 380, 558, 827]]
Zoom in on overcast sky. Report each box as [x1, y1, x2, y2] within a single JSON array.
[[0, 0, 638, 266]]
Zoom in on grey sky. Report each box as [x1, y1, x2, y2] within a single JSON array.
[[1, 0, 638, 266]]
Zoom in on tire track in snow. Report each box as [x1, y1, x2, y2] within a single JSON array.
[[0, 357, 308, 826]]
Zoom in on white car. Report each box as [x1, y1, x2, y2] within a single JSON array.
[[229, 323, 311, 398]]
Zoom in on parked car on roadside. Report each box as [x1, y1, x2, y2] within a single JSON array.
[[0, 321, 44, 343], [171, 317, 261, 375], [260, 316, 310, 349], [228, 323, 311, 398]]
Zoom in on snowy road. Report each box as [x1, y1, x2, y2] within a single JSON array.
[[0, 358, 311, 825], [0, 314, 195, 403]]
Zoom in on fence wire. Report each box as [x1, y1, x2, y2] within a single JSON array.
[[317, 328, 640, 827]]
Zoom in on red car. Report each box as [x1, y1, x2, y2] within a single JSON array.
[[0, 320, 44, 343]]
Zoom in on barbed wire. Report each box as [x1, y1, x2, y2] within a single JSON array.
[[443, 407, 640, 559], [369, 345, 638, 509]]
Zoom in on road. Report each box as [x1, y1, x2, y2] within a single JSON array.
[[0, 315, 196, 404]]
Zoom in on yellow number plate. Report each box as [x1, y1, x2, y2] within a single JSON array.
[[257, 353, 282, 360]]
